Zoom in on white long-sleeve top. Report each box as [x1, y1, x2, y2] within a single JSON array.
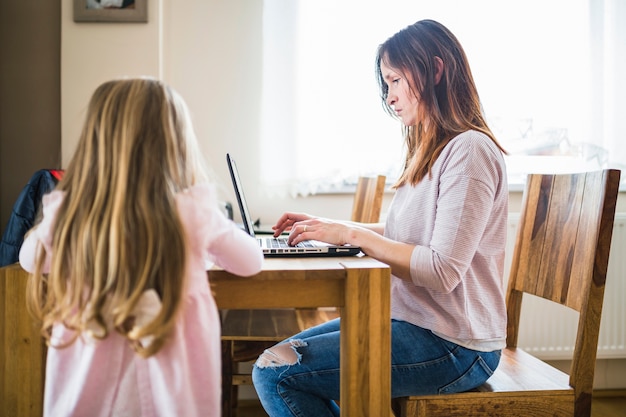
[[386, 130, 508, 351]]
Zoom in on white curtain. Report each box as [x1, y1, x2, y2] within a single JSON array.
[[590, 0, 626, 169], [260, 0, 626, 196]]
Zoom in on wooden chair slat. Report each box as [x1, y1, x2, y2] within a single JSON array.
[[537, 173, 585, 302], [296, 308, 339, 329], [351, 175, 386, 224]]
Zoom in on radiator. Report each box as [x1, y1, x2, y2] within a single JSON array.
[[504, 213, 626, 360]]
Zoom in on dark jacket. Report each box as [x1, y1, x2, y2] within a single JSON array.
[[0, 169, 63, 267]]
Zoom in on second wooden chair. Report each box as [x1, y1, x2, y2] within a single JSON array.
[[392, 169, 620, 417]]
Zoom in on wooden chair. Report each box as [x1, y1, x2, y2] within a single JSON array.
[[221, 175, 386, 417], [0, 263, 46, 417], [350, 174, 387, 225], [392, 169, 621, 417]]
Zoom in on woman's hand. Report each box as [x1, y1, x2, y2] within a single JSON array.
[[272, 212, 314, 237], [272, 212, 349, 246], [290, 218, 351, 246], [273, 212, 414, 281]]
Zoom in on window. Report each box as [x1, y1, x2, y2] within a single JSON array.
[[260, 0, 626, 196]]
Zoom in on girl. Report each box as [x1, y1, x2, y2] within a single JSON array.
[[253, 19, 508, 416], [20, 77, 263, 416]]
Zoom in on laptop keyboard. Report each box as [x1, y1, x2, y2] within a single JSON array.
[[262, 237, 314, 249]]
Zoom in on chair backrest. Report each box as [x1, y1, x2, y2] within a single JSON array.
[[505, 170, 620, 407], [351, 175, 386, 223]]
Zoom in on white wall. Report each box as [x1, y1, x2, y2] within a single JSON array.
[[61, 0, 379, 227], [61, 1, 159, 164], [61, 1, 626, 221]]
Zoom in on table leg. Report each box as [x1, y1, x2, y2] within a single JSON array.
[[339, 263, 391, 417]]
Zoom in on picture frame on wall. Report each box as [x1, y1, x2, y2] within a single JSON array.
[[73, 0, 147, 23]]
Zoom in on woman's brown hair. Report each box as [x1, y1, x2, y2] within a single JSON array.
[[375, 19, 506, 187]]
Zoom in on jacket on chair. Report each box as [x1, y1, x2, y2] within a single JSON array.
[[0, 169, 63, 267]]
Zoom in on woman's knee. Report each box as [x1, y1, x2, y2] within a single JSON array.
[[255, 339, 307, 369], [252, 339, 308, 391]]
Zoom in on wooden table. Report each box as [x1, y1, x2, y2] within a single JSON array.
[[1, 256, 391, 417], [210, 256, 391, 417]]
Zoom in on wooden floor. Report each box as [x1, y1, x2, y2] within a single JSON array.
[[590, 394, 626, 417], [236, 394, 626, 417]]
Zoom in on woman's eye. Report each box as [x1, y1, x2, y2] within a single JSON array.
[[392, 78, 400, 84]]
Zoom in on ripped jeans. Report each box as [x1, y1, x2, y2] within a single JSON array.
[[252, 318, 501, 417]]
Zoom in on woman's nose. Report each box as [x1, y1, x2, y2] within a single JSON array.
[[386, 94, 396, 106]]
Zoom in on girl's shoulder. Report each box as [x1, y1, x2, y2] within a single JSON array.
[[42, 189, 64, 207], [175, 183, 223, 228], [176, 183, 217, 207], [39, 190, 65, 226]]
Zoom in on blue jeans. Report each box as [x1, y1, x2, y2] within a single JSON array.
[[252, 318, 501, 417]]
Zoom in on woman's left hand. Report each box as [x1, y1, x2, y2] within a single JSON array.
[[287, 218, 351, 247]]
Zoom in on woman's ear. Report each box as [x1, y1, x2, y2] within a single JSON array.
[[434, 56, 444, 85]]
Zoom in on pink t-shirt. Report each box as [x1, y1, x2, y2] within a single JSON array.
[[386, 131, 508, 350], [19, 183, 263, 417]]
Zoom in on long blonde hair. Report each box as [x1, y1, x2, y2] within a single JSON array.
[[27, 77, 208, 357], [375, 20, 506, 187]]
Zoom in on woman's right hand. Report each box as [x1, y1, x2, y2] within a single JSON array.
[[272, 212, 314, 237]]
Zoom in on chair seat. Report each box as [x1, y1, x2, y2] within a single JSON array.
[[394, 348, 575, 417], [480, 348, 570, 393]]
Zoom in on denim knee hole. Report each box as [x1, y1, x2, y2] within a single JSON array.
[[255, 339, 308, 368]]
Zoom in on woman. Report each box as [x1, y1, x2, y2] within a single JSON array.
[[252, 19, 508, 417]]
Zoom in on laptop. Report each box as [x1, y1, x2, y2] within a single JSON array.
[[226, 153, 362, 257]]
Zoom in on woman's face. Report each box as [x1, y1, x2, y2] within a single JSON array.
[[381, 61, 419, 126]]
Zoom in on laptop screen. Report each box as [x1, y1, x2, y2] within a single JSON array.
[[226, 153, 257, 237]]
